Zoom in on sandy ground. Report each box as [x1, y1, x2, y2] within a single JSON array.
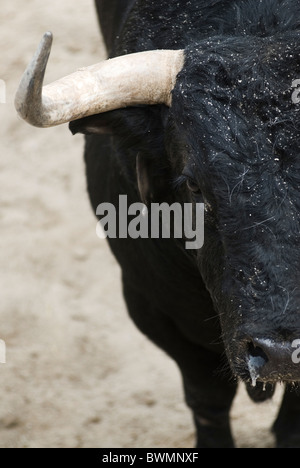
[[0, 0, 285, 448]]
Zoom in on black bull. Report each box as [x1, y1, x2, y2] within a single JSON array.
[[21, 0, 300, 448]]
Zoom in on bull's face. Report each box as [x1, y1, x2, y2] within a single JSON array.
[[15, 32, 300, 387], [169, 36, 300, 385]]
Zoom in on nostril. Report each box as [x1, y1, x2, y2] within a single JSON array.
[[248, 341, 269, 363], [246, 341, 269, 387]]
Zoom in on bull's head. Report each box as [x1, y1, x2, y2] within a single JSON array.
[[15, 32, 300, 391]]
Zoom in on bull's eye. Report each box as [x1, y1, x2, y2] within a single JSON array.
[[186, 178, 202, 195]]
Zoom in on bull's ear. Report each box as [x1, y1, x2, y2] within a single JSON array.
[[70, 118, 170, 206], [136, 153, 153, 205], [136, 153, 173, 206], [69, 115, 112, 135]]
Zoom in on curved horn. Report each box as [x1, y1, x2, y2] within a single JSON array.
[[15, 32, 185, 128]]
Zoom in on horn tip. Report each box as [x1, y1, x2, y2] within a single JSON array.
[[14, 31, 54, 127], [43, 31, 53, 44], [39, 31, 53, 55]]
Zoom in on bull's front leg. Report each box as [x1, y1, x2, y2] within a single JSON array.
[[273, 385, 300, 448], [181, 349, 237, 448], [123, 282, 237, 448]]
